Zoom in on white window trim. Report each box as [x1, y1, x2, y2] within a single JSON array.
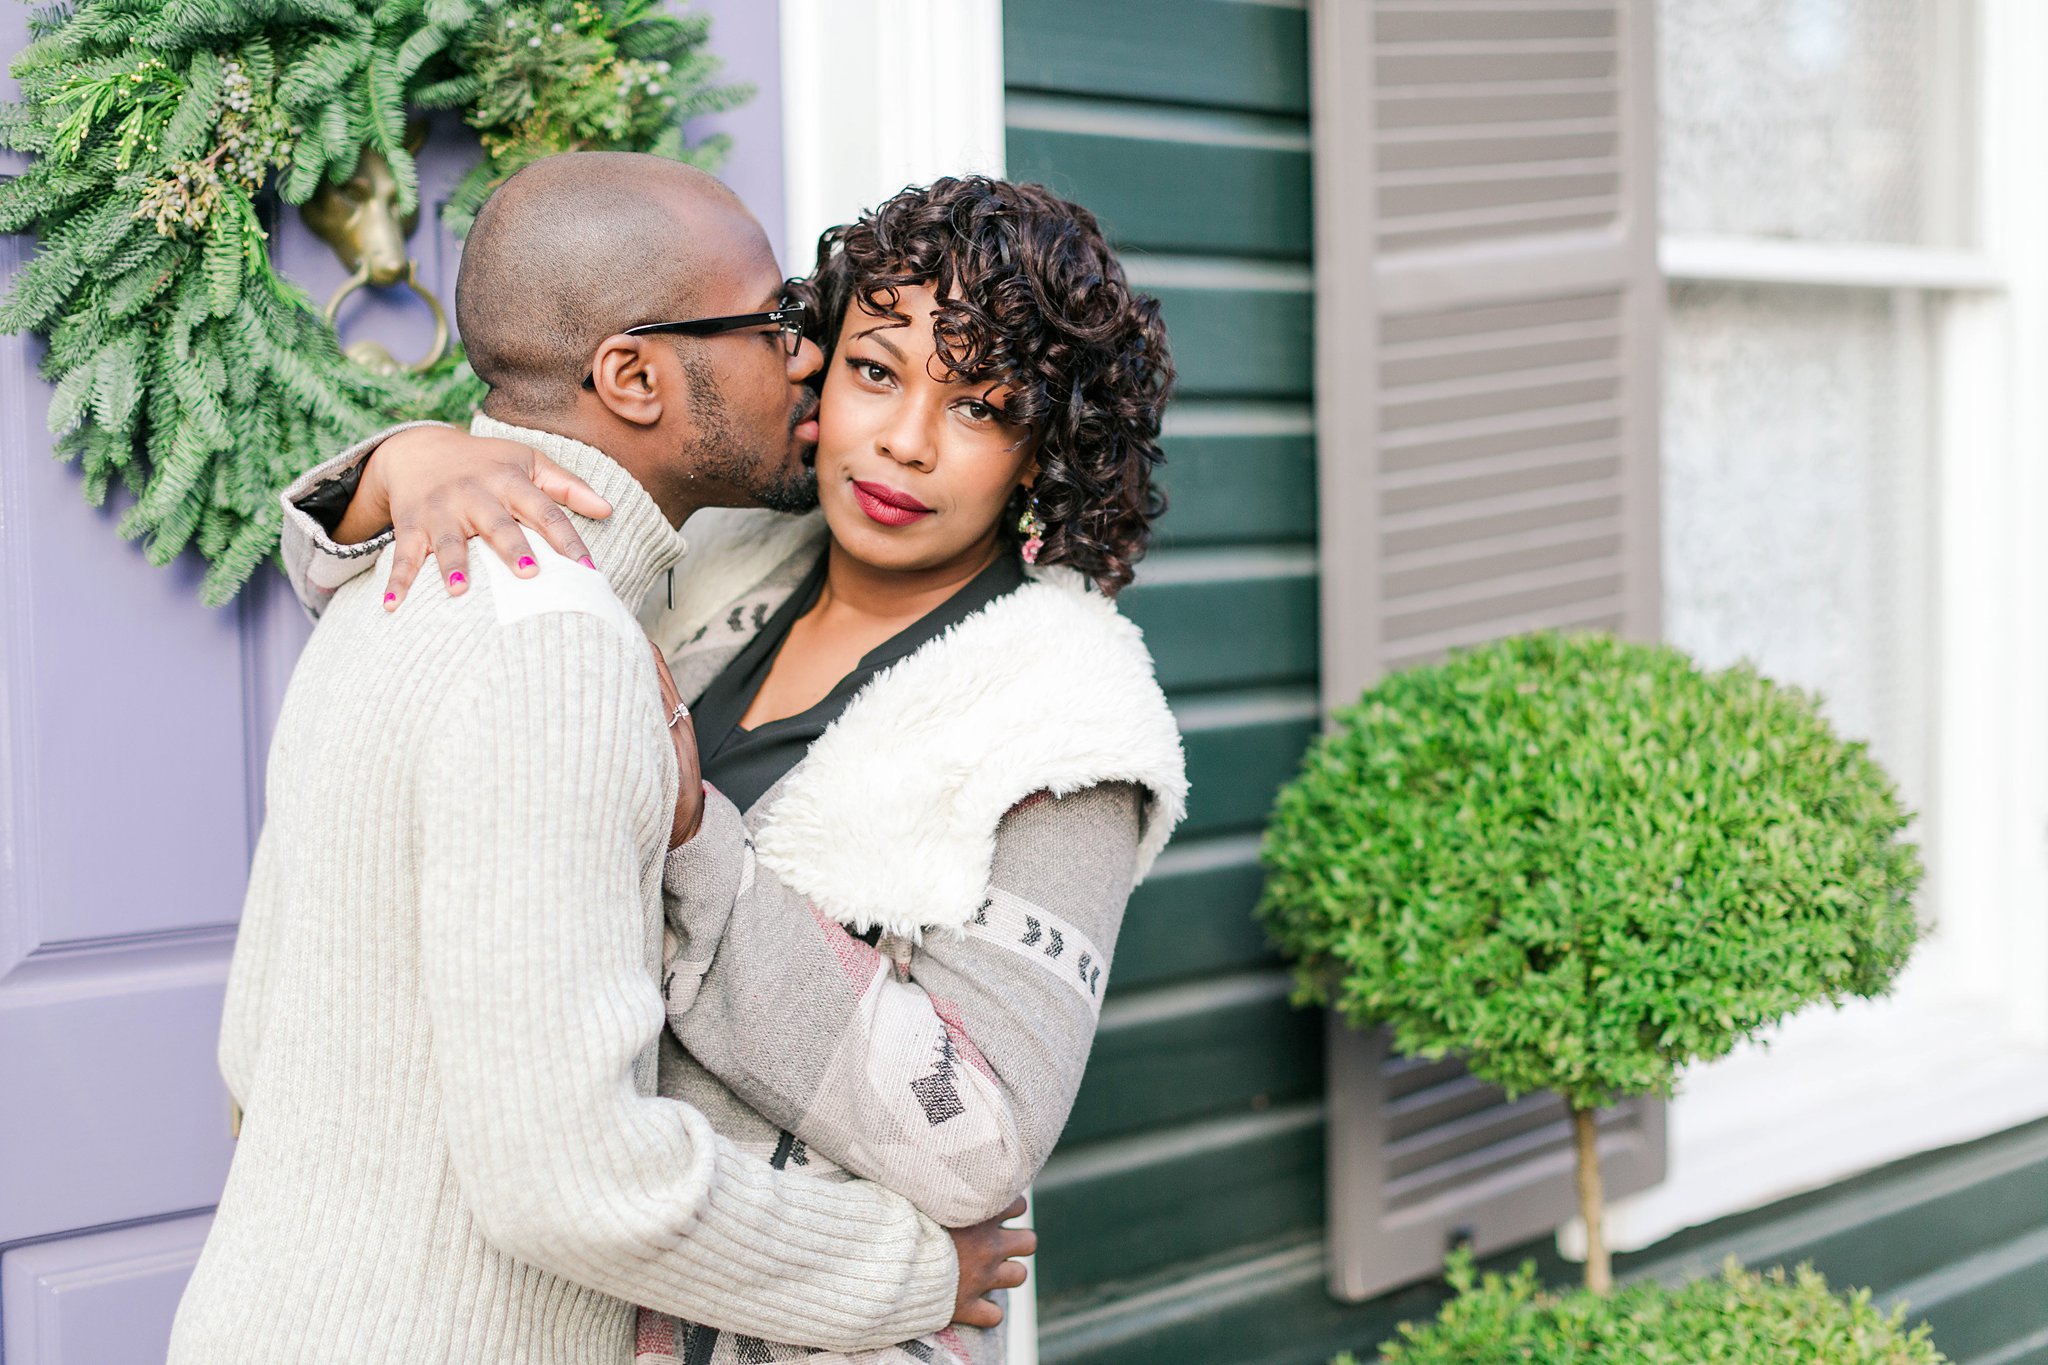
[[1659, 236, 2003, 292], [1571, 0, 2048, 1257], [777, 0, 1006, 275], [776, 5, 1038, 1352]]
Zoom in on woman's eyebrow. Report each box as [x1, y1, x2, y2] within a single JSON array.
[[853, 326, 908, 361]]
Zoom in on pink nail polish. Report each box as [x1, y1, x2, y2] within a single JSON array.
[[448, 571, 465, 587], [580, 556, 597, 570], [383, 592, 396, 608], [517, 555, 536, 570]]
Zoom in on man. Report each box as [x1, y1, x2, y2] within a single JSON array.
[[168, 153, 1029, 1364]]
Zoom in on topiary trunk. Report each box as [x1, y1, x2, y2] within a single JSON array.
[[1573, 1105, 1612, 1294]]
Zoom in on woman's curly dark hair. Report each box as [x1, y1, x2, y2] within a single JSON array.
[[790, 176, 1173, 595]]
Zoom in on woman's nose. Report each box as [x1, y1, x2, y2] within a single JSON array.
[[878, 406, 939, 470]]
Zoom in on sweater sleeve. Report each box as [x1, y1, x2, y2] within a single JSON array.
[[277, 420, 452, 621], [417, 614, 957, 1348], [661, 782, 1143, 1226], [218, 819, 284, 1121]]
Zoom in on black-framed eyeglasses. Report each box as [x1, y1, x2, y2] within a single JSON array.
[[582, 297, 808, 388]]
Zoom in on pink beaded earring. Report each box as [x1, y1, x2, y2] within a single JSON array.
[[1016, 490, 1046, 565]]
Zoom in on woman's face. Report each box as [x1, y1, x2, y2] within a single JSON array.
[[813, 283, 1037, 577]]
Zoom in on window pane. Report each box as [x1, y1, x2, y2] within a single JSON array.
[[1659, 0, 1967, 245], [1661, 282, 1934, 826]]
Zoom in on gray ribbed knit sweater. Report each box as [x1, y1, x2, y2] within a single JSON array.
[[166, 429, 957, 1365]]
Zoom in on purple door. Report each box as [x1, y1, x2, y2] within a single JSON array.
[[0, 13, 469, 1358], [0, 6, 783, 1359]]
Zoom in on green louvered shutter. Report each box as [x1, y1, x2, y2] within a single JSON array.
[[1004, 0, 1669, 1356], [1003, 0, 1332, 1355], [1313, 0, 1668, 1301]]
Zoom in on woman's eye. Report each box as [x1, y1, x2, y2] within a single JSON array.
[[848, 357, 891, 385], [960, 401, 994, 423]]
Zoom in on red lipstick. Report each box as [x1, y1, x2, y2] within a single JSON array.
[[852, 480, 933, 527]]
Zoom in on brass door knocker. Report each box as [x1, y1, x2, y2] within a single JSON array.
[[321, 257, 449, 376], [300, 126, 450, 376]]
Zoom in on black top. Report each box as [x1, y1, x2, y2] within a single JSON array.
[[693, 548, 1028, 814]]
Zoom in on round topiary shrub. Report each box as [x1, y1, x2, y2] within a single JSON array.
[[1260, 631, 1923, 1288], [1357, 1253, 1947, 1364]]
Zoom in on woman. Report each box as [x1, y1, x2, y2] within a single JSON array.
[[283, 177, 1184, 1365]]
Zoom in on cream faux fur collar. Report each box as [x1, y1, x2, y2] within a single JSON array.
[[644, 509, 1189, 940]]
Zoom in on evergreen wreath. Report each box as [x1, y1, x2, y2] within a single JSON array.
[[0, 0, 747, 603]]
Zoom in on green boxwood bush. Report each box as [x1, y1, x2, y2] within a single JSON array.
[[1261, 631, 1923, 1288], [1341, 1252, 1947, 1364]]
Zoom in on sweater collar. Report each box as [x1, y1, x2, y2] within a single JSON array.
[[470, 414, 685, 608]]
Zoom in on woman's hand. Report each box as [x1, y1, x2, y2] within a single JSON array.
[[343, 425, 615, 610], [652, 644, 705, 848]]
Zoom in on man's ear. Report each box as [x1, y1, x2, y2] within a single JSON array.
[[587, 335, 666, 428]]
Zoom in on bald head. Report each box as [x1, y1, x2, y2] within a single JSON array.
[[456, 152, 765, 413]]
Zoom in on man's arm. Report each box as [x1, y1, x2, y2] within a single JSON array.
[[662, 783, 1142, 1227], [418, 612, 959, 1349], [219, 819, 289, 1131]]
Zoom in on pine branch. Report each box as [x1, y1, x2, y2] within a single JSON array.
[[160, 49, 223, 161]]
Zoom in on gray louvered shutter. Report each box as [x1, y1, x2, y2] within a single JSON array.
[[1310, 0, 1668, 1301]]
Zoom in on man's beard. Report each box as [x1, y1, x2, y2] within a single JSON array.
[[754, 392, 821, 512], [681, 351, 820, 513], [753, 460, 819, 513]]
